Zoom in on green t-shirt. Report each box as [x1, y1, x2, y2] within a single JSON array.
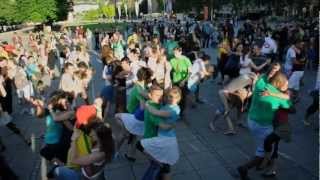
[[127, 84, 145, 113], [254, 74, 268, 90], [170, 55, 192, 84], [248, 75, 292, 126], [144, 101, 162, 138], [111, 41, 124, 59]]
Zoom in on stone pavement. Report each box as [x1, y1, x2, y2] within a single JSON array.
[[0, 47, 318, 180]]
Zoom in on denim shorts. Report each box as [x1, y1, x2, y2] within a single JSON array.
[[248, 119, 273, 157], [54, 166, 80, 180]]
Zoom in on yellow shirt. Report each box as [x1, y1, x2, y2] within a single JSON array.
[[0, 49, 9, 59], [66, 131, 92, 170], [127, 34, 139, 44]]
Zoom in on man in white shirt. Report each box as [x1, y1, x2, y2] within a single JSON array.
[[261, 32, 277, 60], [127, 49, 146, 87], [284, 39, 303, 76]]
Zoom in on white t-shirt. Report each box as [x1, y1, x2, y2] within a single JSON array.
[[148, 58, 164, 80], [148, 58, 172, 89], [127, 60, 147, 86], [190, 59, 206, 80], [261, 37, 277, 55], [239, 55, 253, 75], [102, 65, 112, 86], [284, 46, 296, 71], [59, 73, 76, 93]]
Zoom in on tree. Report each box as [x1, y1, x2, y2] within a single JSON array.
[[0, 0, 71, 24], [15, 0, 57, 23], [56, 0, 70, 20], [0, 0, 17, 24]]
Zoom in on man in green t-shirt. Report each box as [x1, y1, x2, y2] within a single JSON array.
[[238, 72, 292, 180], [170, 47, 192, 85], [248, 75, 291, 126], [170, 47, 192, 120]]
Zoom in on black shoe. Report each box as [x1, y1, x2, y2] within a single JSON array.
[[237, 166, 250, 180], [124, 154, 136, 162], [47, 165, 59, 179]]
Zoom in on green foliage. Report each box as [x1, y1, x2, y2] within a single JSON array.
[[174, 0, 203, 13], [83, 9, 101, 20], [0, 0, 18, 24], [56, 0, 70, 20], [83, 4, 115, 21], [16, 0, 58, 23], [101, 5, 116, 18], [157, 0, 164, 12], [0, 0, 70, 24], [72, 22, 128, 31]]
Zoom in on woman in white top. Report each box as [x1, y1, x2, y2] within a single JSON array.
[[239, 47, 270, 76], [148, 53, 172, 91]]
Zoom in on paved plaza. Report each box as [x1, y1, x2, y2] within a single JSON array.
[[0, 41, 318, 180]]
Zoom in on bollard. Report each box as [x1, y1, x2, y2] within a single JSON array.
[[41, 157, 48, 180]]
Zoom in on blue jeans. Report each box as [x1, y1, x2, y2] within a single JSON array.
[[248, 119, 273, 157], [54, 166, 81, 180]]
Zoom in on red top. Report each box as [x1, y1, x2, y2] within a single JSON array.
[[75, 105, 97, 128]]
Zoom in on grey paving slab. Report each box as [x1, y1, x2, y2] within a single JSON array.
[[201, 132, 238, 150], [132, 162, 148, 180], [105, 166, 134, 180], [171, 156, 194, 175], [179, 139, 209, 155], [172, 171, 201, 180], [274, 166, 317, 180], [215, 147, 249, 165], [198, 165, 235, 180], [105, 156, 131, 170], [176, 129, 198, 142], [187, 151, 222, 170]]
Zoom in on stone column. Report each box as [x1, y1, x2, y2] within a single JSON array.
[[148, 0, 152, 14], [135, 0, 140, 18]]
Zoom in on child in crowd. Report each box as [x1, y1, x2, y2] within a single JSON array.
[[187, 54, 214, 106], [138, 86, 181, 180], [115, 67, 152, 161]]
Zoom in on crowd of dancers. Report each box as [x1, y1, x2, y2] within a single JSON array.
[[0, 15, 318, 180]]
